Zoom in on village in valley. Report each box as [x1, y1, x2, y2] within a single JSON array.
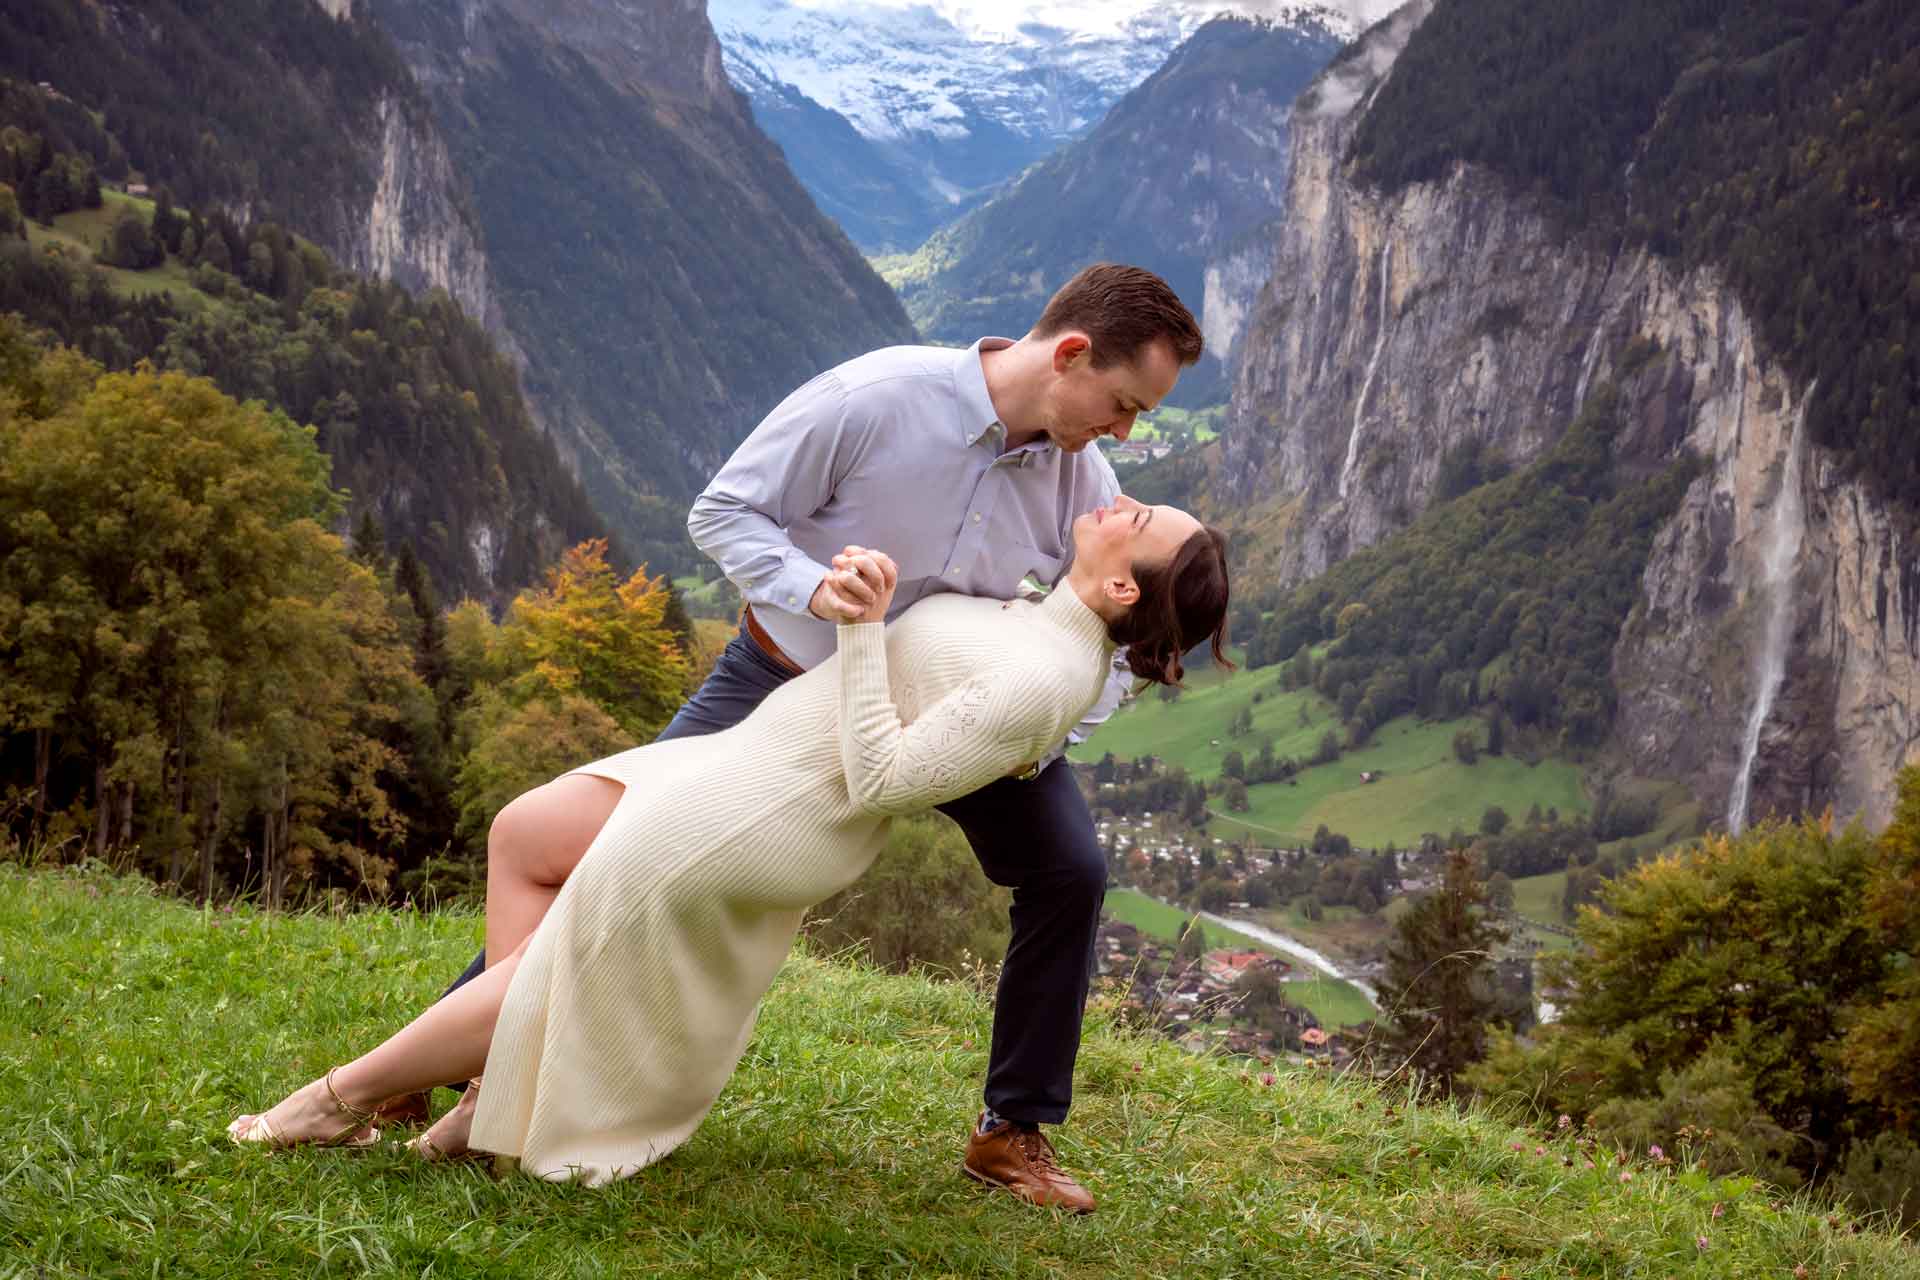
[[1085, 776, 1551, 1073]]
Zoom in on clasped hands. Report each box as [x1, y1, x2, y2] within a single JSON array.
[[810, 545, 899, 625]]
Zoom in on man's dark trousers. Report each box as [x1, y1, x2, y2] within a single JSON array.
[[442, 627, 1107, 1125]]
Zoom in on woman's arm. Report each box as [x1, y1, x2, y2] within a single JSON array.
[[830, 548, 1066, 816], [836, 625, 1063, 816]]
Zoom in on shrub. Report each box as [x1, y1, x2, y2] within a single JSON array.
[[1588, 1045, 1804, 1188], [807, 813, 1010, 975], [1833, 1131, 1920, 1233]]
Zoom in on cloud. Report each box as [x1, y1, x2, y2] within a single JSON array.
[[1297, 0, 1432, 119]]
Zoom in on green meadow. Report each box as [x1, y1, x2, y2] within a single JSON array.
[[4, 865, 1911, 1278], [1077, 663, 1588, 849], [24, 190, 219, 311]]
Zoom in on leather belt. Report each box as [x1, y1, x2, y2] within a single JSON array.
[[741, 604, 806, 677]]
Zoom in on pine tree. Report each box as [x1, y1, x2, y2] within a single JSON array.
[[350, 509, 388, 575], [1374, 848, 1509, 1093], [151, 186, 181, 254]]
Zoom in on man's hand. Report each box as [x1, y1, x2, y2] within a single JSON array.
[[809, 573, 866, 622], [830, 545, 898, 625]]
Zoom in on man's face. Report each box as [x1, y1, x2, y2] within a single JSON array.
[[1041, 335, 1183, 453]]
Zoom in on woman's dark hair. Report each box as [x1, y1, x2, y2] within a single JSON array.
[[1108, 525, 1232, 685]]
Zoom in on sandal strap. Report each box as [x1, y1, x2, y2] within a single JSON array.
[[323, 1068, 382, 1130]]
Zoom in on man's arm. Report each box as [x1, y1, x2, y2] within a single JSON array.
[[1068, 651, 1133, 746], [1060, 450, 1130, 745], [686, 370, 870, 621]]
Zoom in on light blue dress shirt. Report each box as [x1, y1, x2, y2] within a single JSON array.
[[686, 336, 1131, 745]]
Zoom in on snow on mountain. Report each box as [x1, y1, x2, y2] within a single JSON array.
[[713, 0, 1354, 144], [710, 0, 1360, 250]]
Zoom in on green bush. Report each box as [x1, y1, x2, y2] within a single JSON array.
[[1588, 1046, 1804, 1188], [1834, 1131, 1920, 1233], [807, 814, 1010, 976]]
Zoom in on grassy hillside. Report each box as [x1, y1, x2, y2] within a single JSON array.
[[1078, 665, 1587, 848], [21, 192, 213, 310], [5, 865, 1912, 1277]]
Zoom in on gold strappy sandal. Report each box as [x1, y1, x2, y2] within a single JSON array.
[[227, 1067, 382, 1150], [406, 1076, 483, 1163]]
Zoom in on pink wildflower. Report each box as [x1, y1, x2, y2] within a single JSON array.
[[1534, 1146, 1546, 1156], [1648, 1144, 1664, 1160], [1260, 1072, 1276, 1087], [1619, 1171, 1633, 1184], [1556, 1114, 1572, 1130], [1711, 1203, 1724, 1220], [1696, 1236, 1709, 1251], [1510, 1142, 1525, 1152]]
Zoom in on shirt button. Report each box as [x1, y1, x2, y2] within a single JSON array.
[[949, 567, 959, 576], [971, 513, 981, 523], [787, 596, 796, 606]]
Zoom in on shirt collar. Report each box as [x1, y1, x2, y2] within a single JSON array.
[[956, 336, 1020, 449]]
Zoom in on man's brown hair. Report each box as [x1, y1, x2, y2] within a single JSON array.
[[1032, 263, 1204, 369]]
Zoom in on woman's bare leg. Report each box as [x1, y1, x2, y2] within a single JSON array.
[[233, 775, 626, 1148], [230, 938, 528, 1145], [484, 774, 625, 966]]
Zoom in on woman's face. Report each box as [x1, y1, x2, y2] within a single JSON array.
[[1070, 494, 1202, 588]]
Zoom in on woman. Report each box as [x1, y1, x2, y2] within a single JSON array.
[[230, 495, 1229, 1184]]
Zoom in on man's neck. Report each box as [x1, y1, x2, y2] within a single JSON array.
[[980, 338, 1048, 452]]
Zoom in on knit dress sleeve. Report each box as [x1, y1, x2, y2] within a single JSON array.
[[834, 621, 1067, 816]]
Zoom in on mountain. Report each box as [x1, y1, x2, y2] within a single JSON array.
[[366, 0, 917, 574], [880, 14, 1344, 406], [1215, 0, 1920, 830], [0, 1, 602, 600], [712, 0, 1354, 253]]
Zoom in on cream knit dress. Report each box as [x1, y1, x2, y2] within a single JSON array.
[[468, 586, 1117, 1185]]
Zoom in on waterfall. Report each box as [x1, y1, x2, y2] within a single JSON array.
[[1728, 382, 1814, 834], [1338, 239, 1392, 499]]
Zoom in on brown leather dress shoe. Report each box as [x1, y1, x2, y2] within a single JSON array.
[[963, 1114, 1096, 1214]]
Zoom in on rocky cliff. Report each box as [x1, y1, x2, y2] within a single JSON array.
[[342, 88, 511, 353], [1219, 2, 1920, 829], [371, 0, 917, 572]]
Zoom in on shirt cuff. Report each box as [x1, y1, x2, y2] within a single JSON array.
[[756, 549, 836, 618]]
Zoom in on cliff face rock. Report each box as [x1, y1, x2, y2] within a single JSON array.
[[290, 2, 505, 346], [1220, 1, 1920, 828], [517, 0, 734, 108], [349, 92, 510, 348], [371, 0, 915, 570]]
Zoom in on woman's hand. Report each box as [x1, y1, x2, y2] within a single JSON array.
[[830, 545, 898, 625]]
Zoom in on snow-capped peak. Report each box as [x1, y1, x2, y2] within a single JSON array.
[[710, 0, 1360, 143]]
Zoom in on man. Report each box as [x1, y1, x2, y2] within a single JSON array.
[[682, 262, 1201, 1212], [437, 263, 1202, 1212]]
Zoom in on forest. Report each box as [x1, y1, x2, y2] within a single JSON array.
[[0, 104, 610, 601], [1239, 390, 1701, 751], [0, 315, 690, 908]]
